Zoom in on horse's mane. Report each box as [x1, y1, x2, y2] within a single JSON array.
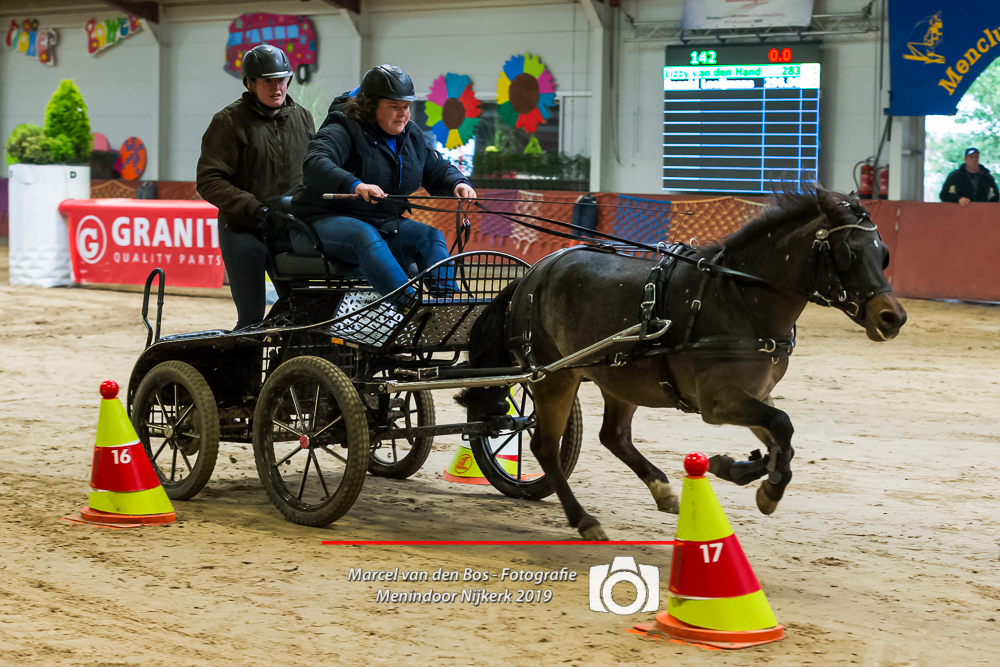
[[700, 186, 866, 257]]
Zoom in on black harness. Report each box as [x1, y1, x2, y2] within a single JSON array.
[[632, 244, 796, 413]]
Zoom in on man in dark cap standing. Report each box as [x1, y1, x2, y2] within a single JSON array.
[[939, 147, 999, 206]]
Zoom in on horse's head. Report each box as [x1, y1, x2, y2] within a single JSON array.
[[813, 191, 907, 341]]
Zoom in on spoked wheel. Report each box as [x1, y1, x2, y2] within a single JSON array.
[[368, 390, 435, 479], [469, 384, 583, 500], [130, 361, 220, 500], [253, 356, 369, 527]]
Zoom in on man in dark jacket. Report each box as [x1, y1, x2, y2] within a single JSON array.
[[197, 44, 314, 330], [290, 64, 474, 302], [939, 147, 999, 206]]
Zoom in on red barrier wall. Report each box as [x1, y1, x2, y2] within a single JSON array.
[[867, 200, 1000, 302]]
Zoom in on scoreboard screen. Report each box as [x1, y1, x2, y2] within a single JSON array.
[[662, 43, 821, 195]]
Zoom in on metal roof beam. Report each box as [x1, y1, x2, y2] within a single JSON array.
[[102, 1, 159, 23], [317, 0, 360, 14]]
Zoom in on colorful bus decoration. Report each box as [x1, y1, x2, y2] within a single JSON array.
[[85, 15, 142, 55], [224, 14, 317, 84], [5, 19, 58, 67]]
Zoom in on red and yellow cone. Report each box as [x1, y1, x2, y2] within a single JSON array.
[[80, 380, 175, 525], [444, 390, 520, 484], [633, 451, 783, 649]]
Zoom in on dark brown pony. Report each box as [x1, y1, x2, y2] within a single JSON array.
[[458, 188, 907, 540]]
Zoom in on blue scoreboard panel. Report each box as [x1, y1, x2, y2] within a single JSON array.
[[662, 43, 822, 195]]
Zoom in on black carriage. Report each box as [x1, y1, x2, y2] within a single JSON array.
[[125, 201, 591, 526]]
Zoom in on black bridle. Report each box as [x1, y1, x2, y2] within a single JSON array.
[[806, 209, 890, 324]]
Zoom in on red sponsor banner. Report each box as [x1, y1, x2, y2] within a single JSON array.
[[60, 198, 225, 288], [668, 533, 761, 599], [90, 442, 162, 492]]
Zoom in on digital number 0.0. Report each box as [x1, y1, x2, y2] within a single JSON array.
[[768, 47, 794, 63]]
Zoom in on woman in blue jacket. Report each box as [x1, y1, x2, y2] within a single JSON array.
[[290, 65, 475, 302]]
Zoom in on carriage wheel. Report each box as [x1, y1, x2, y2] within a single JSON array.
[[130, 361, 220, 501], [469, 384, 583, 501], [368, 390, 435, 479], [253, 356, 368, 527]]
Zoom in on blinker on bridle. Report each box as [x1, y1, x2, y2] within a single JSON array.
[[809, 208, 885, 318]]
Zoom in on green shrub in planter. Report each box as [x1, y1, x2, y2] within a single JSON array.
[[4, 124, 78, 165], [4, 123, 43, 166], [4, 80, 92, 167], [44, 80, 91, 163]]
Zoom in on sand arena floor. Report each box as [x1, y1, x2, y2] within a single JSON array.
[[0, 246, 998, 666]]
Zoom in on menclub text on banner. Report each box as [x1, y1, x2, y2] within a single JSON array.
[[888, 1, 1000, 116], [61, 199, 225, 288]]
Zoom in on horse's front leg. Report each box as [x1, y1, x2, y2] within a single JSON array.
[[598, 392, 680, 514], [530, 374, 607, 540], [699, 388, 794, 516]]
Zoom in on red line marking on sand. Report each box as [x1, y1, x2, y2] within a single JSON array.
[[322, 540, 679, 546]]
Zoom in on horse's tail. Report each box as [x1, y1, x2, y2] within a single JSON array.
[[455, 278, 520, 419]]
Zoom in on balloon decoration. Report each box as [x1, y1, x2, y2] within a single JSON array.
[[115, 137, 147, 181], [496, 53, 556, 133], [5, 19, 58, 66], [425, 73, 481, 149]]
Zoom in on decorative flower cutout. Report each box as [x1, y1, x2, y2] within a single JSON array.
[[425, 73, 481, 149], [496, 53, 556, 133]]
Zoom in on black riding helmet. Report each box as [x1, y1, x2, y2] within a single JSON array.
[[360, 64, 417, 101], [242, 44, 293, 85]]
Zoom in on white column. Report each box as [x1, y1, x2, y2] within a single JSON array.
[[888, 115, 926, 201], [581, 0, 610, 192]]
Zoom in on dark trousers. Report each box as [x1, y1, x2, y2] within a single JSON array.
[[289, 215, 452, 297], [218, 223, 269, 331]]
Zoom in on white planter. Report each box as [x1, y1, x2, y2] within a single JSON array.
[[7, 164, 90, 287]]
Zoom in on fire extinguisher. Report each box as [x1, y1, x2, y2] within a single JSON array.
[[854, 159, 874, 198], [876, 166, 889, 199]]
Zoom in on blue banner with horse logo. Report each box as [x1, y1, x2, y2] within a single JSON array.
[[888, 1, 1000, 116]]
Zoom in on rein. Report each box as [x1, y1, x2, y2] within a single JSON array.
[[326, 192, 776, 286], [323, 192, 884, 321]]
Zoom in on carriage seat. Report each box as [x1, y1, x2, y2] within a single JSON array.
[[268, 197, 365, 280]]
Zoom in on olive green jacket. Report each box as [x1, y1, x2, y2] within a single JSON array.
[[196, 92, 314, 234]]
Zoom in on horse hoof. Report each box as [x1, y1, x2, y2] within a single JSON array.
[[708, 454, 734, 480], [755, 483, 780, 515], [657, 493, 680, 514], [648, 480, 681, 514], [579, 522, 608, 541]]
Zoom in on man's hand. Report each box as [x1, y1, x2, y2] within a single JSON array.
[[959, 196, 971, 207], [454, 183, 477, 199], [355, 183, 386, 203]]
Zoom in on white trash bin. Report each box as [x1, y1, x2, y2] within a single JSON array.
[[7, 164, 90, 287]]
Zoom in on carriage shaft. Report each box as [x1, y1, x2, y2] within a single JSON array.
[[371, 416, 526, 442], [374, 320, 670, 393]]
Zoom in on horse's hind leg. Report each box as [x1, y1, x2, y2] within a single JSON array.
[[531, 374, 607, 540], [599, 392, 680, 514], [699, 388, 794, 516]]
